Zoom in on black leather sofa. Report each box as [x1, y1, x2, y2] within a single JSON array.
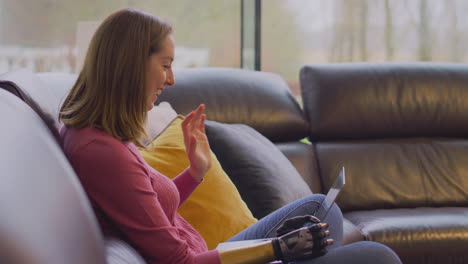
[[159, 64, 468, 264], [299, 63, 468, 264], [1, 63, 467, 263]]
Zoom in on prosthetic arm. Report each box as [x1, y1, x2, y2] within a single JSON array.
[[218, 216, 333, 264]]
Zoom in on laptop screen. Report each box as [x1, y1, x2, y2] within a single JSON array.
[[314, 167, 346, 221]]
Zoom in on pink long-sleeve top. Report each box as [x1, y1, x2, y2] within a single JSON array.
[[60, 126, 221, 264]]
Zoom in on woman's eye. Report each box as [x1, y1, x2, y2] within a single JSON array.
[[163, 65, 171, 69]]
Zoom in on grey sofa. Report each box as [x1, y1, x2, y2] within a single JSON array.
[[1, 63, 467, 264], [0, 73, 146, 264]]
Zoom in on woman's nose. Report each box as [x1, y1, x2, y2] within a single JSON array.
[[165, 71, 175, 86]]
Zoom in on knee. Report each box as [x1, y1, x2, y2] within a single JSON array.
[[290, 194, 326, 216], [300, 193, 326, 203], [348, 241, 402, 264], [298, 194, 344, 248], [300, 194, 343, 216]]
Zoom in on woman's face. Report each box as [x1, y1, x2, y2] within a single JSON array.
[[146, 35, 175, 111]]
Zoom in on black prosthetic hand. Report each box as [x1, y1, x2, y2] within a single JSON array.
[[276, 215, 323, 236], [272, 215, 333, 262]]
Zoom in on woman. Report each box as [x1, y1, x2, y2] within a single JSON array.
[[60, 8, 401, 264]]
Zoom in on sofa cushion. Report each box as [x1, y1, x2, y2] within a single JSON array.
[[138, 117, 257, 249], [0, 69, 60, 123], [205, 120, 313, 219], [36, 72, 77, 110], [144, 101, 178, 144], [105, 238, 146, 264], [316, 138, 468, 211], [345, 207, 468, 264], [276, 141, 322, 193], [300, 63, 468, 140], [157, 68, 309, 142]]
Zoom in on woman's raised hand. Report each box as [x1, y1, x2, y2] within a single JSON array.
[[181, 104, 212, 182]]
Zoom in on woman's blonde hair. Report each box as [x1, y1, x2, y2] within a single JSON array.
[[60, 8, 172, 147]]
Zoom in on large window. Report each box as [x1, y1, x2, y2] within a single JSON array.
[[0, 0, 240, 73], [262, 0, 468, 95], [2, 0, 467, 96]]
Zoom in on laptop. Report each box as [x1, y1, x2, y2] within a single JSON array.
[[216, 167, 346, 251], [314, 166, 346, 221]]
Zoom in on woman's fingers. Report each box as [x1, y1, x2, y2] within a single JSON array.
[[182, 110, 194, 133], [182, 106, 200, 135], [189, 134, 197, 153], [180, 104, 211, 181], [184, 104, 205, 125], [199, 114, 206, 133], [193, 104, 205, 130], [184, 104, 207, 137], [197, 104, 206, 113]]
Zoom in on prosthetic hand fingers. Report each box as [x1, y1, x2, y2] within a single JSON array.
[[311, 229, 331, 240], [307, 222, 329, 232], [309, 223, 332, 247], [307, 222, 331, 245], [273, 227, 319, 262], [309, 238, 333, 258], [313, 235, 331, 247], [276, 215, 321, 236], [273, 218, 334, 262]]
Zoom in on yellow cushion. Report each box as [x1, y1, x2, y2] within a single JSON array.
[[138, 117, 257, 249]]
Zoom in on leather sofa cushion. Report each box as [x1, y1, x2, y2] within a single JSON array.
[[205, 120, 312, 219], [158, 68, 309, 142], [345, 207, 468, 264], [316, 138, 468, 211], [276, 142, 322, 193], [300, 63, 468, 140]]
